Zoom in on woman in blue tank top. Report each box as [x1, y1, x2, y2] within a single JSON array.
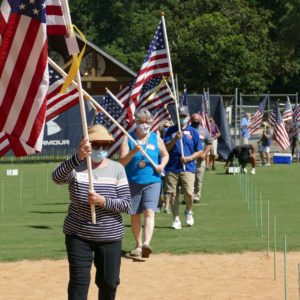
[[119, 108, 169, 258]]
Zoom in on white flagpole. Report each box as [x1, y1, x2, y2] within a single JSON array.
[[105, 88, 124, 109], [161, 13, 185, 170], [61, 0, 96, 224], [48, 59, 158, 170]]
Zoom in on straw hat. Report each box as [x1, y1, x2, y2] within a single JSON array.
[[88, 124, 114, 142]]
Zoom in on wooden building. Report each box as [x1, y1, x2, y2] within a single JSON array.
[[48, 34, 136, 95]]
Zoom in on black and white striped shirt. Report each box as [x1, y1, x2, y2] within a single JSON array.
[[52, 154, 131, 241]]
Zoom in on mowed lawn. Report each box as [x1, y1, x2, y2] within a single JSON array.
[[0, 161, 299, 261]]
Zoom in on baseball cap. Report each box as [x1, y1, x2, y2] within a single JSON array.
[[178, 106, 189, 116]]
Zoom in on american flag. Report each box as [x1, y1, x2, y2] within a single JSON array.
[[0, 0, 66, 45], [287, 122, 299, 144], [0, 132, 10, 157], [116, 76, 174, 124], [0, 61, 80, 157], [45, 0, 67, 35], [46, 64, 79, 122], [270, 104, 290, 150], [199, 94, 210, 132], [0, 0, 49, 157], [150, 105, 173, 133], [136, 77, 174, 113], [94, 93, 134, 158], [126, 19, 170, 121], [282, 97, 293, 122], [293, 104, 300, 122], [287, 104, 300, 143], [179, 87, 188, 106], [249, 97, 267, 135]]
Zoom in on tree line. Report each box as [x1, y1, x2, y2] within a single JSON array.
[[70, 0, 300, 95]]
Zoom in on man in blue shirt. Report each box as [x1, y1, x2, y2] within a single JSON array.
[[164, 106, 203, 229], [240, 113, 251, 144]]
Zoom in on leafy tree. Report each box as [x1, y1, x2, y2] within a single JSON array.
[[70, 0, 178, 71], [69, 0, 300, 93], [168, 0, 276, 93]]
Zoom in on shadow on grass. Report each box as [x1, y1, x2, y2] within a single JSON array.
[[27, 225, 52, 229], [29, 211, 66, 214], [34, 203, 69, 205]]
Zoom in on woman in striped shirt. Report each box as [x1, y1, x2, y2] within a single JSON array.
[[52, 124, 131, 300]]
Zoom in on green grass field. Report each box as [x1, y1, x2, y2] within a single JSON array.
[[0, 161, 299, 262]]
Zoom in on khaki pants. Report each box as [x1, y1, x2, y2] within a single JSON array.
[[194, 159, 206, 199]]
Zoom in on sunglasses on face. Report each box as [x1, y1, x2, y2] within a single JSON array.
[[91, 143, 110, 150]]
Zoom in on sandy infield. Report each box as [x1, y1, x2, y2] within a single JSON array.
[[0, 252, 299, 300]]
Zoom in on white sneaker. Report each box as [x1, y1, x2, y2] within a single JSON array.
[[265, 163, 271, 167], [185, 210, 194, 226], [172, 220, 182, 230], [243, 168, 247, 173], [250, 169, 256, 175]]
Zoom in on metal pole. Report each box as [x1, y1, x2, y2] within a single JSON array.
[[239, 93, 243, 145], [234, 88, 238, 146]]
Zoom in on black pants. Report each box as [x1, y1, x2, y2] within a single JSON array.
[[65, 235, 121, 300]]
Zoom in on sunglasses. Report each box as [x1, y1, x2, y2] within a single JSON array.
[[91, 143, 110, 150]]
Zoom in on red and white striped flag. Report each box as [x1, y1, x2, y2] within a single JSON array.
[[126, 18, 170, 121], [0, 132, 10, 157], [46, 64, 79, 121], [150, 105, 173, 133], [249, 97, 267, 135], [0, 0, 66, 45], [0, 60, 80, 157], [45, 0, 67, 35], [0, 0, 11, 45], [0, 0, 49, 156], [0, 0, 67, 157], [293, 104, 300, 122], [271, 104, 290, 150], [282, 97, 293, 122]]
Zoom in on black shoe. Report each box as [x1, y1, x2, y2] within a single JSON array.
[[182, 200, 186, 205], [212, 166, 216, 170]]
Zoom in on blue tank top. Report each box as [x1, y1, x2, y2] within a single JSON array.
[[125, 131, 161, 184]]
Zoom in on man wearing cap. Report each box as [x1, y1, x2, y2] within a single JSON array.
[[52, 124, 131, 300], [164, 106, 203, 229]]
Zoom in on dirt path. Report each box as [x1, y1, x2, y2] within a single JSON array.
[[0, 252, 299, 300]]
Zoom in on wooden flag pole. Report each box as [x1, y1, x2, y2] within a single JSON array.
[[161, 13, 185, 170], [61, 0, 96, 224]]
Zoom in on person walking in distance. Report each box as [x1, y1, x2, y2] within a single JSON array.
[[164, 106, 203, 229], [190, 113, 212, 204], [206, 117, 221, 171]]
